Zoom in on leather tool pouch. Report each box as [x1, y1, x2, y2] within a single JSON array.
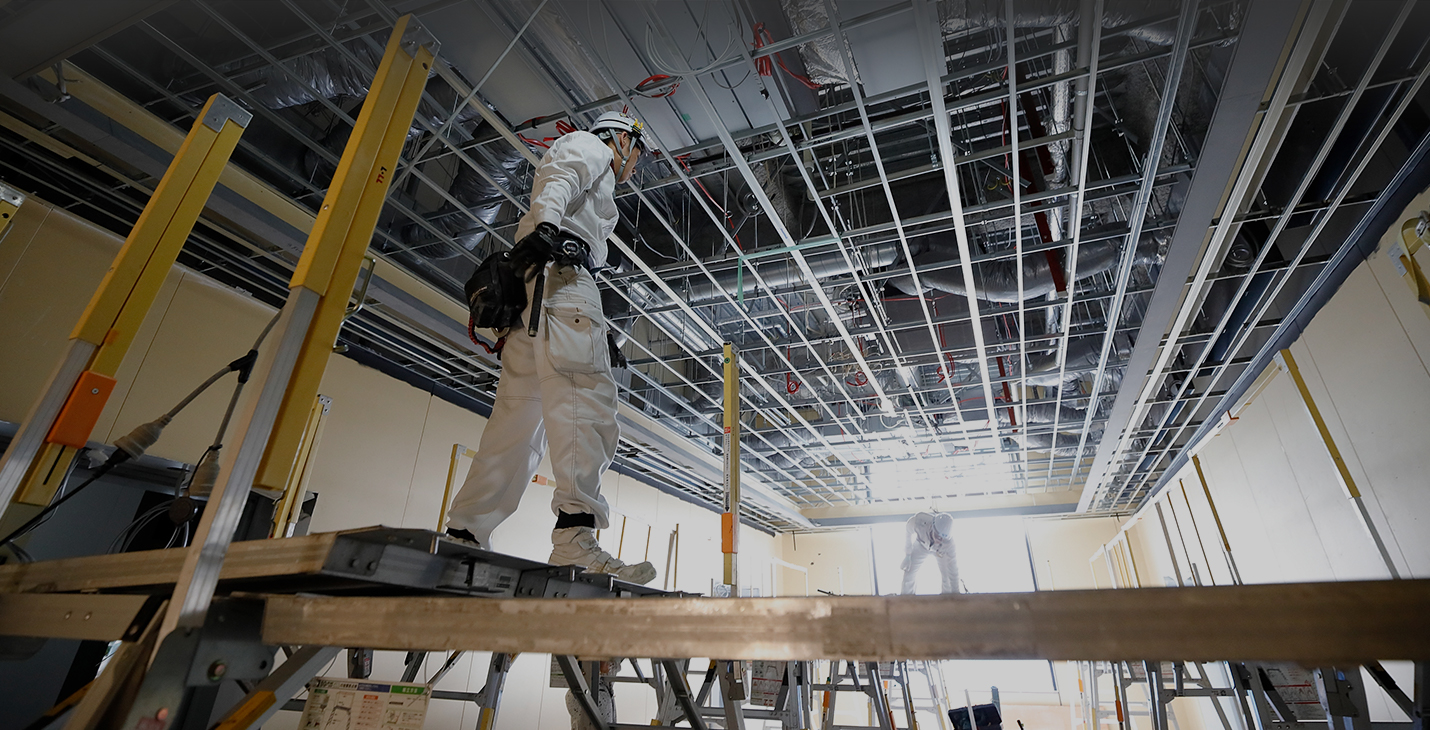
[[465, 251, 526, 349]]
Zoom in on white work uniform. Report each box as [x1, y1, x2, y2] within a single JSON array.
[[447, 132, 621, 546], [901, 512, 960, 595]]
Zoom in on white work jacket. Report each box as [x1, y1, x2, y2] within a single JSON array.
[[515, 131, 619, 268]]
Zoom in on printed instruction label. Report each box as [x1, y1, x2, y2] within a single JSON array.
[[750, 660, 786, 707], [300, 677, 430, 730]]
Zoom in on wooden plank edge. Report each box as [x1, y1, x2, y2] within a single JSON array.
[[261, 579, 1430, 663], [0, 531, 337, 594]]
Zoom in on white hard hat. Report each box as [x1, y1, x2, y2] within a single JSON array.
[[933, 513, 954, 541], [590, 111, 646, 148]]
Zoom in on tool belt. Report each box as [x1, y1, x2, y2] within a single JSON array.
[[527, 235, 592, 337], [464, 233, 595, 355]]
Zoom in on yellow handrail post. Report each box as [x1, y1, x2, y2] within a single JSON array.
[[155, 14, 437, 644], [722, 342, 741, 593]]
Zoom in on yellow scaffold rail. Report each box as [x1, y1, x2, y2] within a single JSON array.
[[253, 14, 437, 496], [159, 14, 438, 638], [0, 96, 250, 509]]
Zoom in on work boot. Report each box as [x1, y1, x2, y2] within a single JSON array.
[[549, 527, 657, 584], [445, 526, 482, 548]]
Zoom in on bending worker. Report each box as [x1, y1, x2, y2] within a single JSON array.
[[445, 111, 656, 584], [901, 511, 960, 594]]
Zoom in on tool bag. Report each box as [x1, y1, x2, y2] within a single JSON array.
[[465, 250, 525, 353]]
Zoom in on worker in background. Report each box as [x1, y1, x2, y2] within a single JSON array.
[[445, 111, 656, 584], [901, 511, 960, 594]]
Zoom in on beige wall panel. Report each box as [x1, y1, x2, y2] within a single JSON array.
[[1126, 518, 1170, 588], [304, 357, 429, 535], [1226, 393, 1338, 582], [1193, 434, 1283, 580], [0, 198, 52, 290], [1296, 264, 1430, 575], [0, 197, 273, 467], [1024, 516, 1118, 590], [780, 529, 874, 596], [1258, 353, 1390, 580], [0, 201, 117, 423], [1172, 194, 1430, 588], [402, 395, 487, 531], [97, 271, 273, 463]]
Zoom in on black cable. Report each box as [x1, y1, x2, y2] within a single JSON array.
[[3, 309, 282, 556], [0, 455, 127, 550]]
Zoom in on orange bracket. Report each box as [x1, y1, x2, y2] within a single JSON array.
[[721, 512, 738, 554], [46, 371, 118, 448]]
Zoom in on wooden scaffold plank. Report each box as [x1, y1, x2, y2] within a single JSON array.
[[262, 579, 1430, 663]]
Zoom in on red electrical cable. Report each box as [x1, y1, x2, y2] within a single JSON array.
[[751, 23, 821, 90], [517, 118, 579, 150], [676, 153, 745, 252], [634, 74, 680, 98]]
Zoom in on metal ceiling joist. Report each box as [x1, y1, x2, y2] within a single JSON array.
[[1056, 0, 1201, 493], [1114, 4, 1430, 504], [1076, 0, 1311, 510]]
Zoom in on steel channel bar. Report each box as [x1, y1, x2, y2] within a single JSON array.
[[280, 1, 530, 229], [388, 0, 550, 193], [86, 41, 488, 296], [1080, 0, 1343, 504], [817, 0, 991, 443], [510, 27, 1232, 199], [603, 313, 843, 505], [1110, 19, 1428, 504], [637, 287, 1292, 382], [716, 1, 961, 447], [598, 266, 857, 502], [605, 164, 1191, 292], [562, 7, 896, 460], [151, 5, 401, 99], [1004, 0, 1034, 482], [201, 0, 512, 257], [137, 21, 341, 168], [681, 326, 1231, 393], [440, 10, 1197, 170], [641, 9, 901, 421], [1054, 0, 1199, 489], [617, 143, 892, 473], [1036, 0, 1106, 488], [1101, 0, 1416, 503], [1136, 121, 1430, 510]]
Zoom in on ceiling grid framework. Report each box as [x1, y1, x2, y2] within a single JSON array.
[[0, 0, 1427, 527]]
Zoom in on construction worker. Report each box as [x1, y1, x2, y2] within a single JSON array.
[[901, 511, 960, 594], [446, 111, 656, 584]]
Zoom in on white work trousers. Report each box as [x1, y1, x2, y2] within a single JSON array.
[[446, 264, 619, 546], [901, 546, 960, 595]]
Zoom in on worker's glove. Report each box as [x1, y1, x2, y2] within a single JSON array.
[[607, 330, 628, 369], [900, 556, 910, 572], [510, 222, 561, 280]]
